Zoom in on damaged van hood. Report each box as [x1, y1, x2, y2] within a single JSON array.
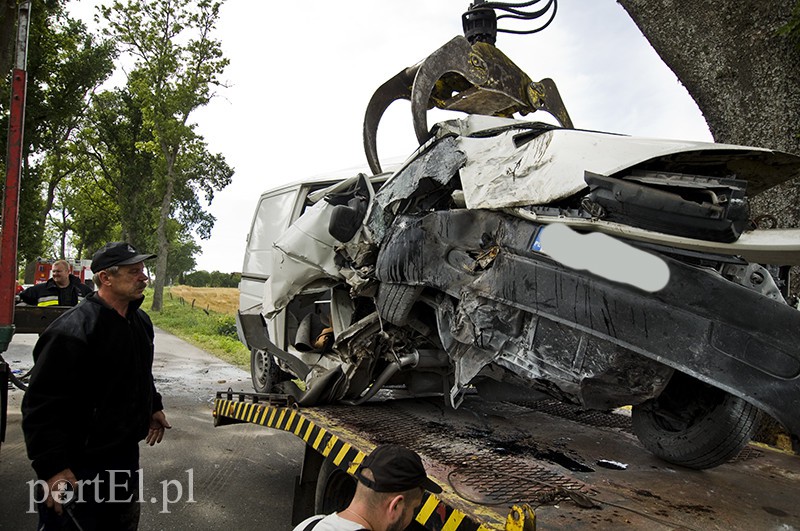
[[429, 116, 800, 209]]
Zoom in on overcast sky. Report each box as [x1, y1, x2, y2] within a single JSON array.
[[69, 0, 713, 273]]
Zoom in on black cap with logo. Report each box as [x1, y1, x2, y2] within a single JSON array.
[[91, 242, 156, 272], [353, 444, 442, 494]]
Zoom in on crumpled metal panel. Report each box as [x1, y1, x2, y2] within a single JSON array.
[[367, 136, 466, 244], [432, 115, 798, 209], [375, 209, 800, 435], [262, 198, 343, 318], [262, 175, 380, 319]]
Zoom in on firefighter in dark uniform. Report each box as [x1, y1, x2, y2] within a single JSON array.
[[19, 259, 93, 306]]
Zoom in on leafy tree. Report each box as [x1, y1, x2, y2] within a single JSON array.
[[164, 219, 200, 285], [100, 0, 232, 311], [31, 14, 115, 242], [210, 270, 240, 288], [78, 84, 158, 247], [169, 136, 233, 241], [0, 0, 19, 90], [61, 171, 121, 257], [182, 269, 210, 287], [181, 270, 239, 287], [0, 0, 115, 262]]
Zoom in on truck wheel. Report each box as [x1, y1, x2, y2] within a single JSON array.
[[376, 283, 422, 326], [632, 372, 760, 469], [250, 349, 282, 393], [314, 458, 356, 514]]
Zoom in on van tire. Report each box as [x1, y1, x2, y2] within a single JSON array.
[[632, 372, 760, 469], [251, 348, 282, 393], [376, 283, 422, 326]]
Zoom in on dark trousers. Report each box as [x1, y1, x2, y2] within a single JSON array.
[[37, 467, 141, 531]]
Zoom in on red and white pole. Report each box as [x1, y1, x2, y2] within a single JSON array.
[[0, 1, 32, 349]]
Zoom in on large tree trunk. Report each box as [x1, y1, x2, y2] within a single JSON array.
[[618, 0, 800, 445], [617, 0, 800, 226], [0, 0, 17, 87], [151, 171, 174, 312]]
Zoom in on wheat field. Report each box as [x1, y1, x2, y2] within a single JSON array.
[[168, 286, 239, 315]]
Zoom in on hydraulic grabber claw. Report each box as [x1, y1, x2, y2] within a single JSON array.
[[363, 65, 419, 175], [528, 77, 574, 132], [363, 35, 573, 174]]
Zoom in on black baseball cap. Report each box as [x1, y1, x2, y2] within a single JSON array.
[[354, 444, 442, 494], [91, 242, 156, 272]]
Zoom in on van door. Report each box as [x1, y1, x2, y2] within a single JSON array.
[[239, 188, 300, 312]]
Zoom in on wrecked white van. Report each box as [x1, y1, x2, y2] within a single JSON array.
[[237, 115, 800, 469]]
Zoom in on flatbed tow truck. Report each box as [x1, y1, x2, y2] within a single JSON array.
[[213, 390, 800, 530]]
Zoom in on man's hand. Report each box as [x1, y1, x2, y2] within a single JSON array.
[[45, 468, 78, 515], [146, 410, 171, 446]]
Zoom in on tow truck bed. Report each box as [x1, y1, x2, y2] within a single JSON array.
[[213, 391, 800, 530]]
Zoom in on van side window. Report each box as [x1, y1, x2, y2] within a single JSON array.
[[248, 192, 297, 251]]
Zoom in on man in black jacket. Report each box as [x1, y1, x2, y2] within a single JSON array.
[[22, 242, 171, 530], [19, 259, 93, 307]]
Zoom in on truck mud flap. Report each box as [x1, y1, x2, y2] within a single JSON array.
[[236, 311, 310, 379]]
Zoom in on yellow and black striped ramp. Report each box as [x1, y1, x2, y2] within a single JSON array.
[[213, 395, 535, 531]]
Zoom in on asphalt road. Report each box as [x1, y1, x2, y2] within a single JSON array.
[[1, 328, 305, 530]]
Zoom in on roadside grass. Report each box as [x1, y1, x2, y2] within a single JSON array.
[[168, 285, 239, 315], [145, 286, 250, 369]]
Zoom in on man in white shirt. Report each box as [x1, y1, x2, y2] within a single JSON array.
[[294, 444, 441, 531]]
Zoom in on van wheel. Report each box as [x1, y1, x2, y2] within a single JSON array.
[[632, 372, 760, 469], [376, 283, 423, 326], [250, 349, 282, 393], [314, 459, 356, 514]]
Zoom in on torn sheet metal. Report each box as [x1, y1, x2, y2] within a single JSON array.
[[444, 115, 797, 209], [368, 135, 466, 243], [263, 199, 343, 318], [509, 208, 800, 266], [263, 175, 380, 319]]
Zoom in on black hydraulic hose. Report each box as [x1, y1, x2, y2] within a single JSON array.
[[345, 352, 419, 406], [0, 354, 28, 391]]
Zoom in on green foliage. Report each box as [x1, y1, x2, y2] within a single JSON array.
[[182, 269, 211, 287], [17, 165, 47, 261], [2, 1, 229, 282], [214, 314, 238, 338], [181, 270, 240, 287], [164, 219, 200, 284], [171, 137, 234, 240], [100, 0, 232, 310], [0, 0, 17, 82], [78, 84, 158, 249], [779, 0, 800, 48], [146, 287, 249, 368], [59, 169, 123, 257], [0, 0, 116, 262]]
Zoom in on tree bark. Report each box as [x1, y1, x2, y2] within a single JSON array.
[[0, 0, 17, 87], [616, 0, 800, 226], [151, 169, 174, 312]]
